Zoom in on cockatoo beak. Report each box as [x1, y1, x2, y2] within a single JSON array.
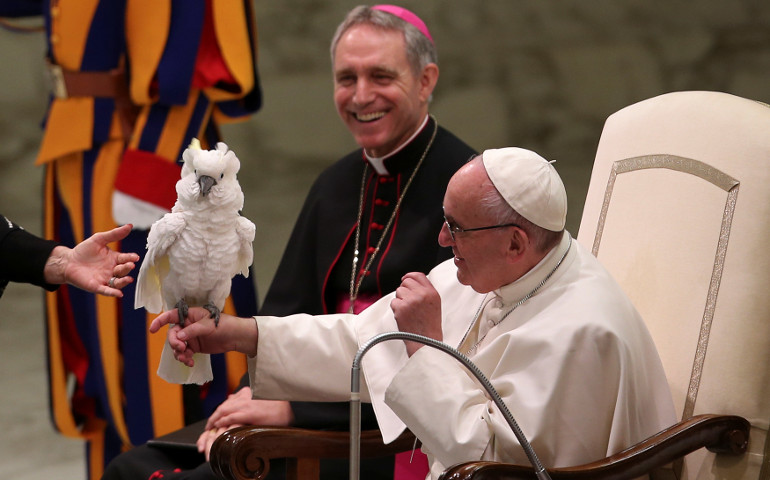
[[198, 175, 217, 196]]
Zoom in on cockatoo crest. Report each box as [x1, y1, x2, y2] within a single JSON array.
[[175, 139, 243, 206], [181, 139, 240, 179]]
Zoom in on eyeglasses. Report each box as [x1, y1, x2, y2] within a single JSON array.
[[443, 215, 520, 242]]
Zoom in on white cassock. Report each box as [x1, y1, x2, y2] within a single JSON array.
[[249, 232, 676, 479]]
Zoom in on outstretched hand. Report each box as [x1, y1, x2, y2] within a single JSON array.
[[46, 223, 140, 297], [149, 307, 258, 367]]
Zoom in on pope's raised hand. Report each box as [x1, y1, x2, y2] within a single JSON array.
[[390, 272, 443, 355]]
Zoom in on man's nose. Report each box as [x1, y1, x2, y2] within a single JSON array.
[[438, 222, 454, 247], [352, 79, 375, 105]]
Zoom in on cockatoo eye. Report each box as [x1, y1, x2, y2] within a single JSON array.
[[194, 169, 197, 175], [220, 173, 224, 179]]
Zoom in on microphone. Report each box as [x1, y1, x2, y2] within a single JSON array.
[[349, 331, 552, 480]]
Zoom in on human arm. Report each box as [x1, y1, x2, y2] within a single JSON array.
[[150, 306, 364, 400], [0, 215, 59, 291], [0, 216, 138, 296], [153, 300, 415, 442], [0, 1, 43, 17]]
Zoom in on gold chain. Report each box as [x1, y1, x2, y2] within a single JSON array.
[[348, 117, 439, 313]]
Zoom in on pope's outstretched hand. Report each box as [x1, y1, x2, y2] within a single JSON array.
[[149, 307, 258, 367]]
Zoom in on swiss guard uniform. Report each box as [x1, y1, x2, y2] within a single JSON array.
[[0, 1, 261, 478]]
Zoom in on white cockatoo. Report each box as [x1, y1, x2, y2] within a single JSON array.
[[135, 138, 255, 384]]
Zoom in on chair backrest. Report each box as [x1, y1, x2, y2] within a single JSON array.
[[576, 91, 770, 480]]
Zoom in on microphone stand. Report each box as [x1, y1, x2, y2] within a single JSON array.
[[350, 331, 552, 480]]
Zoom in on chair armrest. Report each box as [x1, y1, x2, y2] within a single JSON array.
[[439, 414, 749, 480], [210, 426, 416, 480]]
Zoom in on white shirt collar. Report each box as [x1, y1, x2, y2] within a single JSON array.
[[364, 115, 430, 176], [494, 231, 573, 306]]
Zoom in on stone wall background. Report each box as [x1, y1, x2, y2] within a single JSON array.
[[0, 2, 769, 477]]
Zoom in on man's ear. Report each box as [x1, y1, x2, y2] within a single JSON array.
[[419, 63, 439, 102], [507, 227, 529, 261]]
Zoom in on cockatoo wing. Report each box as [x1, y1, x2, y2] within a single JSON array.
[[235, 216, 256, 277], [134, 212, 187, 312]]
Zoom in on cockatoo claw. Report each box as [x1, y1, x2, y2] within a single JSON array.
[[203, 303, 221, 327], [175, 299, 189, 327]]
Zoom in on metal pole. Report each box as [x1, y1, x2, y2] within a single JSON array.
[[349, 365, 362, 480]]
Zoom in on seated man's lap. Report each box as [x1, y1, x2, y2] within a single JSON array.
[[102, 444, 207, 480]]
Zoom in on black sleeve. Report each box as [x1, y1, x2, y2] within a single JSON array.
[[0, 0, 44, 17], [0, 214, 60, 293]]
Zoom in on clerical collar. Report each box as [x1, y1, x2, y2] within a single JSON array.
[[364, 114, 430, 176], [493, 232, 574, 306]]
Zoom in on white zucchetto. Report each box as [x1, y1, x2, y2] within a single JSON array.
[[482, 147, 567, 232]]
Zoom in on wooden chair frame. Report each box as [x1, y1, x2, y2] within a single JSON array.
[[210, 427, 416, 480], [438, 414, 748, 480]]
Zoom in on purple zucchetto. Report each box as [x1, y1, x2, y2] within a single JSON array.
[[371, 4, 434, 44]]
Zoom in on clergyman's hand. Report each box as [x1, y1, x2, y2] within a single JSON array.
[[205, 388, 294, 431], [197, 387, 294, 460], [390, 272, 443, 355]]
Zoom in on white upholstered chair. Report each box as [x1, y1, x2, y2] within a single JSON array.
[[576, 90, 769, 479]]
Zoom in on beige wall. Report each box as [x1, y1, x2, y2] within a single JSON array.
[[2, 0, 770, 300]]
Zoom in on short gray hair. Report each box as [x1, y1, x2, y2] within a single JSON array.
[[330, 5, 438, 76]]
